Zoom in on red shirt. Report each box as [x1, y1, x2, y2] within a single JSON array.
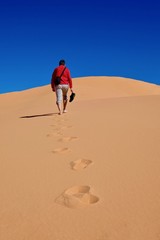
[[51, 65, 72, 90]]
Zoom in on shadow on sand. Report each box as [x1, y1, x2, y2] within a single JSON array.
[[20, 113, 58, 118]]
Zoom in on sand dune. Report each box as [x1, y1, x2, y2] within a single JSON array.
[[0, 76, 160, 240]]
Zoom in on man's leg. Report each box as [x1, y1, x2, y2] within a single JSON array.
[[56, 102, 62, 114], [63, 99, 68, 112], [62, 85, 69, 113], [56, 86, 63, 114]]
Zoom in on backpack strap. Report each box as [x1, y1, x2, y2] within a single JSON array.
[[59, 67, 66, 78]]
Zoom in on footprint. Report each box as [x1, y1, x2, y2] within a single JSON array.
[[58, 136, 78, 142], [54, 118, 67, 123], [50, 126, 63, 131], [52, 147, 70, 154], [61, 125, 73, 129], [50, 124, 57, 127], [46, 131, 62, 137], [55, 185, 99, 209], [70, 158, 93, 171], [46, 134, 53, 137]]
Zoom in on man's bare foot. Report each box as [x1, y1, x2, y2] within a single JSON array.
[[63, 109, 67, 113]]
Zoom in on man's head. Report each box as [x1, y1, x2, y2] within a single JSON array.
[[59, 59, 65, 66]]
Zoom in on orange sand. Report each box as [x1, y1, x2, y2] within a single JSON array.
[[0, 76, 160, 240]]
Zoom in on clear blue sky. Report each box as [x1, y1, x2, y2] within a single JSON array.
[[0, 0, 160, 93]]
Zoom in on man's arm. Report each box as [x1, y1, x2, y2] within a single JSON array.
[[67, 69, 73, 91]]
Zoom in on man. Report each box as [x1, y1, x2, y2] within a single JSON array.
[[51, 59, 73, 115]]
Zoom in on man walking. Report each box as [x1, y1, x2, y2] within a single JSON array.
[[51, 59, 73, 115]]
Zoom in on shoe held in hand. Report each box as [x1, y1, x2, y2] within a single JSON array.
[[69, 92, 76, 102]]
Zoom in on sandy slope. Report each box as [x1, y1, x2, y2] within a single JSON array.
[[0, 77, 160, 240]]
